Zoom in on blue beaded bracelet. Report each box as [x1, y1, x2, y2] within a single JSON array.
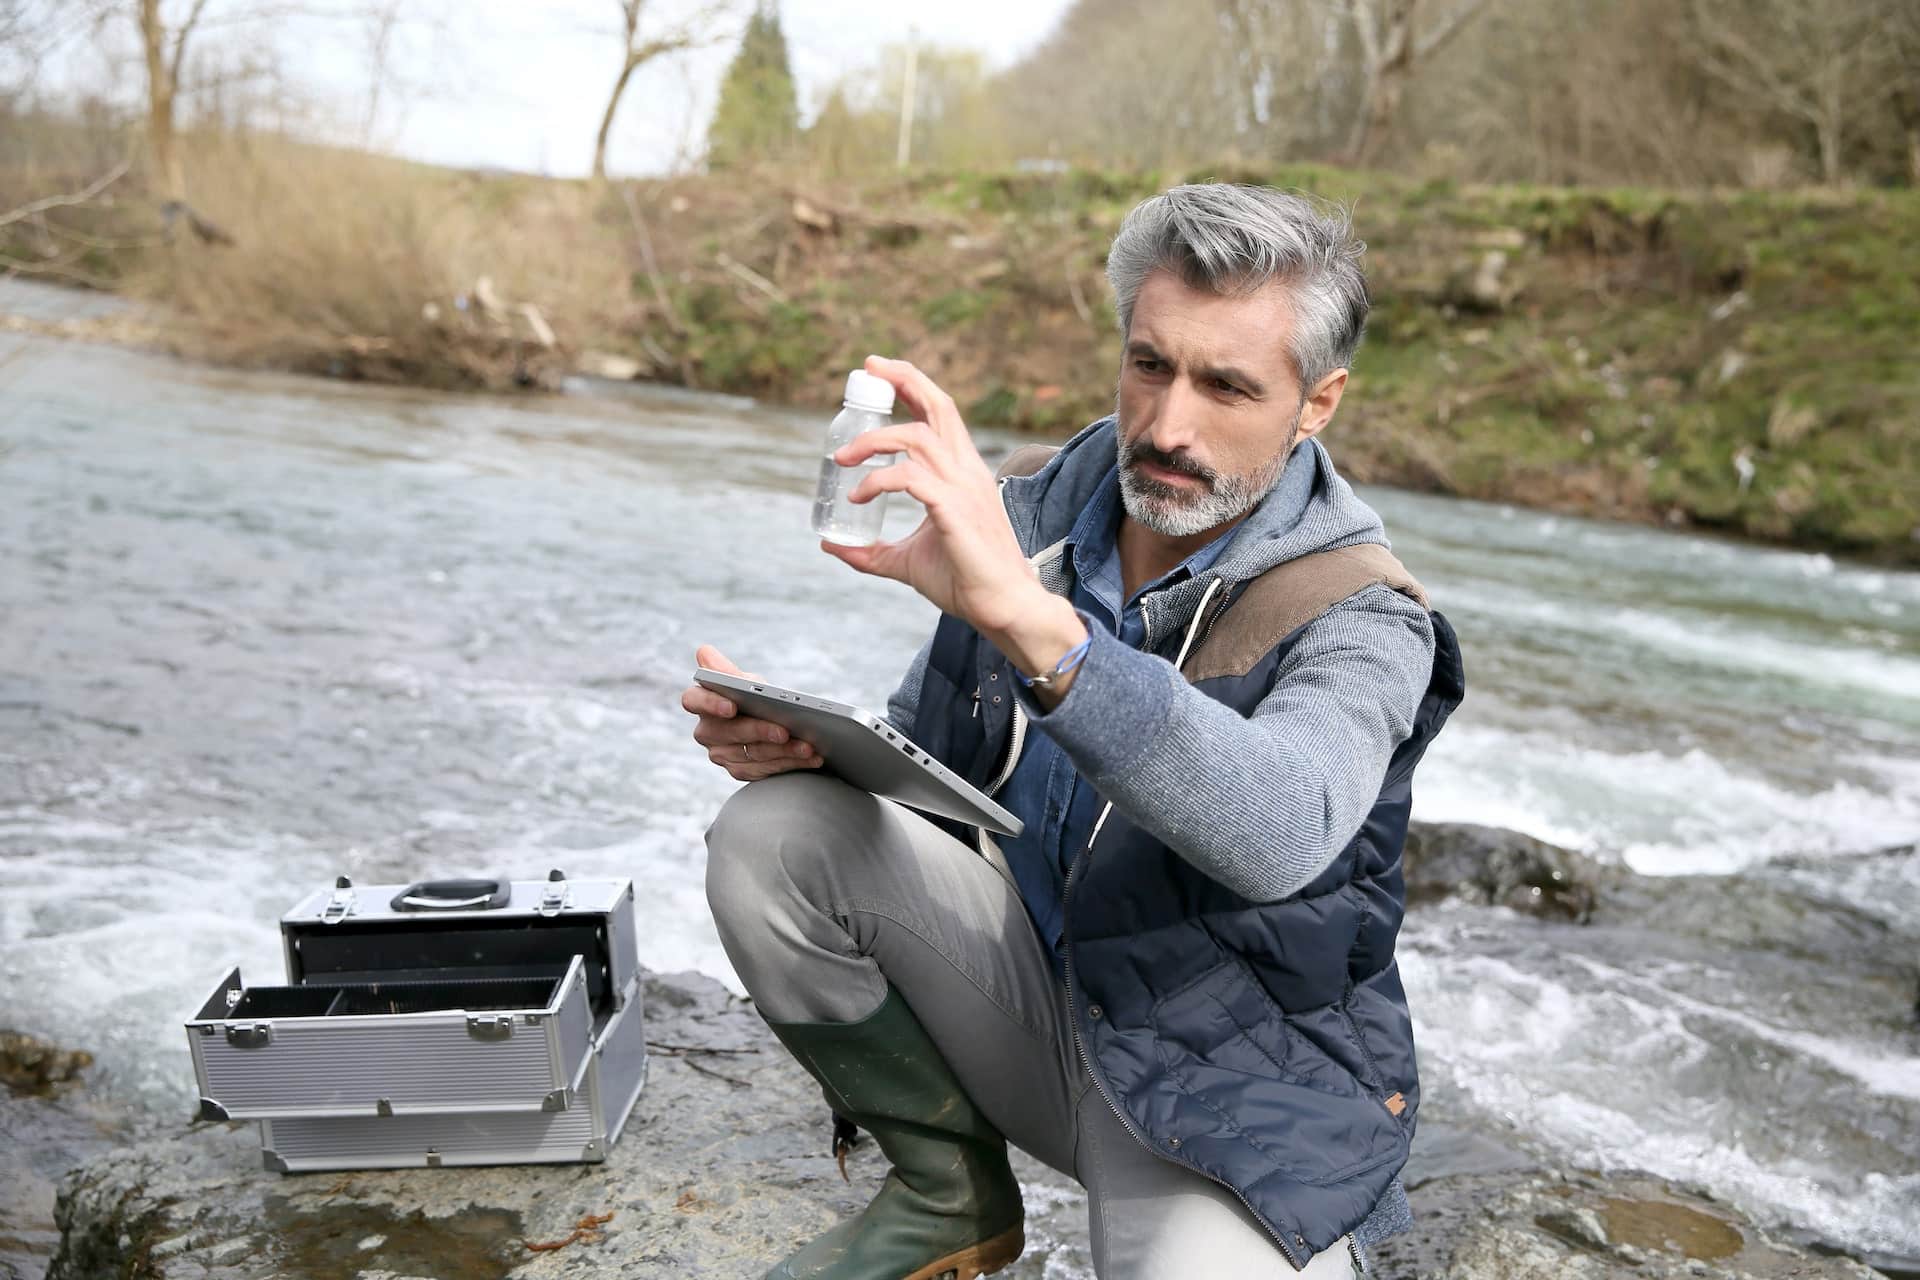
[[1011, 634, 1093, 689]]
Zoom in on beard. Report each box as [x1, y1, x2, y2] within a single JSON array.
[[1115, 408, 1302, 538]]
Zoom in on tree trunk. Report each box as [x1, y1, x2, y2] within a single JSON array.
[[1815, 113, 1842, 186], [1353, 68, 1405, 166], [593, 57, 640, 181], [137, 0, 185, 201], [1908, 126, 1920, 186]]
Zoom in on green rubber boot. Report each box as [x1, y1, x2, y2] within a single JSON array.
[[762, 987, 1025, 1280]]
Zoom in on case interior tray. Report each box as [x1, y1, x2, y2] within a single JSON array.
[[217, 975, 561, 1021]]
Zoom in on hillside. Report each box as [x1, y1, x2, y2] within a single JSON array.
[[6, 145, 1916, 561]]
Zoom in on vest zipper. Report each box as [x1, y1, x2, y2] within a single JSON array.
[[1059, 578, 1313, 1268], [984, 696, 1026, 797], [1061, 814, 1309, 1271]]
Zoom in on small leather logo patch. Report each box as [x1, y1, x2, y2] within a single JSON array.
[[1383, 1092, 1406, 1116]]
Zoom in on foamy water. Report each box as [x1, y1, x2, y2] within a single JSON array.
[[2, 314, 1916, 1266]]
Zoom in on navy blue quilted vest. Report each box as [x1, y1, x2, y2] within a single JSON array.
[[911, 586, 1465, 1268]]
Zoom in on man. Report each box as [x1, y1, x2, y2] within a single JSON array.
[[683, 183, 1465, 1279]]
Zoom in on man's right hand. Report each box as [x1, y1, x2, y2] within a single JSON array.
[[681, 644, 823, 782]]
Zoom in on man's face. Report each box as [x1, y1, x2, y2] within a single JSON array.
[[1114, 270, 1326, 539]]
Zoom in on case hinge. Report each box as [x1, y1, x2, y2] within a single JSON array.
[[225, 1024, 271, 1049], [466, 1014, 514, 1041]]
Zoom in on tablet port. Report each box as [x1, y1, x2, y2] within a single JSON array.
[[900, 743, 916, 757]]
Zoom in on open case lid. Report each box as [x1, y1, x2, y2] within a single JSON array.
[[280, 870, 638, 1017]]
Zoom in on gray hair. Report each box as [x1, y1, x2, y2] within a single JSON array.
[[1105, 183, 1369, 393]]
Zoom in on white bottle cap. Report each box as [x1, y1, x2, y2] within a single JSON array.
[[843, 369, 896, 413]]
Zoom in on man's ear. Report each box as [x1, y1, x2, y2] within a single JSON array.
[[1291, 369, 1348, 443]]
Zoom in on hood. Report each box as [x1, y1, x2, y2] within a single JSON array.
[[998, 415, 1392, 651]]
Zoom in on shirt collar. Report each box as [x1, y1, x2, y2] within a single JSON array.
[[1066, 463, 1246, 612]]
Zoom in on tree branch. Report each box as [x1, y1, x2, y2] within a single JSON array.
[[0, 156, 131, 231], [167, 0, 217, 93], [1413, 0, 1489, 61]]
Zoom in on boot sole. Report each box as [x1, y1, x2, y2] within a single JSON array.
[[901, 1225, 1025, 1280]]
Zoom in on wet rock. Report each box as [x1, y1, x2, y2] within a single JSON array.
[[43, 972, 1891, 1280], [1373, 1167, 1888, 1280], [43, 971, 1088, 1280], [1404, 822, 1617, 922]]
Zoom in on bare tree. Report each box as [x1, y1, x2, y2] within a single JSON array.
[[1876, 0, 1920, 184], [1340, 0, 1490, 165], [134, 0, 215, 201], [1686, 0, 1900, 186], [592, 0, 733, 182]]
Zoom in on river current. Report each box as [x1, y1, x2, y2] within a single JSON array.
[[2, 292, 1916, 1270]]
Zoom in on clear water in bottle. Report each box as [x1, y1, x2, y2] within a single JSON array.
[[811, 370, 897, 547]]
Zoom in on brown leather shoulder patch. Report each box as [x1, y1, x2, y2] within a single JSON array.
[[1184, 545, 1429, 683], [1384, 1091, 1406, 1116], [994, 444, 1060, 482]]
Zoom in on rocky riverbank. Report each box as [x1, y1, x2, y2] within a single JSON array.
[[17, 820, 1909, 1280], [32, 967, 1891, 1280]]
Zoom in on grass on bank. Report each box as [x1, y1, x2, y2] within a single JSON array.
[[2, 128, 1915, 562]]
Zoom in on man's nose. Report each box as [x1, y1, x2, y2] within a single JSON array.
[[1145, 377, 1205, 454]]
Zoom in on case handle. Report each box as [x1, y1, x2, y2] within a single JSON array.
[[389, 877, 510, 912]]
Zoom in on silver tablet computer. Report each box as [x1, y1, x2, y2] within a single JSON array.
[[694, 668, 1023, 837]]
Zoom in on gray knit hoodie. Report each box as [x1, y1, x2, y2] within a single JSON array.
[[887, 414, 1436, 904]]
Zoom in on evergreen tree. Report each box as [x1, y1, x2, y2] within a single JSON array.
[[706, 2, 799, 170]]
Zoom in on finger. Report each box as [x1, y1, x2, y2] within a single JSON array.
[[711, 747, 823, 780], [834, 422, 939, 470], [723, 757, 825, 782], [693, 716, 792, 749], [694, 644, 763, 682], [864, 355, 962, 441], [821, 536, 908, 583], [845, 458, 933, 507], [682, 686, 739, 718], [695, 644, 745, 676]]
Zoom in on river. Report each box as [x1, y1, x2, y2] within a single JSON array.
[[2, 287, 1916, 1274]]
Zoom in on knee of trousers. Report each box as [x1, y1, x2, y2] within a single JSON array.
[[703, 771, 862, 937]]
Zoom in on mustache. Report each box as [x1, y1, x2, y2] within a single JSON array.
[[1121, 439, 1216, 485]]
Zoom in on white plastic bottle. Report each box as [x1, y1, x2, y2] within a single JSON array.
[[811, 369, 897, 546]]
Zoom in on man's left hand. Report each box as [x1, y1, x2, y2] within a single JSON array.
[[825, 355, 1089, 701]]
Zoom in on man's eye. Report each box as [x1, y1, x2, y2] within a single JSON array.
[[1213, 379, 1243, 397], [1134, 358, 1163, 373]]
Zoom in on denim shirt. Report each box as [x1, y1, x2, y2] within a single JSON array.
[[995, 464, 1244, 966]]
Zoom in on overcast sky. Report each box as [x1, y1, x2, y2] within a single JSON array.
[[235, 0, 1075, 177]]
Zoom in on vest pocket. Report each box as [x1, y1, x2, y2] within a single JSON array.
[[1148, 960, 1303, 1089], [1147, 959, 1406, 1186]]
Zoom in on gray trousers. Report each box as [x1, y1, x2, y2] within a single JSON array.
[[705, 773, 1361, 1279]]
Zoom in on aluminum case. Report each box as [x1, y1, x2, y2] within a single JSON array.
[[182, 871, 647, 1172]]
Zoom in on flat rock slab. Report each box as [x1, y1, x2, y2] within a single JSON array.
[[45, 972, 1888, 1280]]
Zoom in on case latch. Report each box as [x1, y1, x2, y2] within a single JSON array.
[[466, 1014, 514, 1041], [225, 1024, 271, 1049], [321, 876, 356, 924], [538, 867, 569, 918]]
